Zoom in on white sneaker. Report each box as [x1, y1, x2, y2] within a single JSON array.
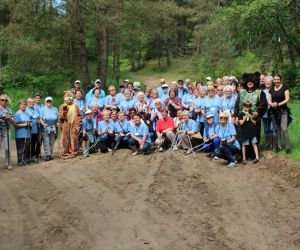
[[108, 148, 112, 152], [7, 165, 13, 170], [185, 148, 193, 155], [227, 161, 238, 168], [159, 147, 163, 152], [132, 151, 139, 156], [213, 156, 220, 160], [172, 145, 179, 151]]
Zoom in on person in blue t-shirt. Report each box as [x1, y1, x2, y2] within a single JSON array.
[[129, 114, 151, 155], [97, 110, 115, 153], [113, 111, 131, 149], [116, 84, 126, 103], [201, 86, 221, 123], [85, 79, 105, 103], [74, 89, 86, 118], [87, 88, 105, 110], [105, 85, 120, 110], [40, 97, 59, 161], [214, 112, 240, 168], [82, 109, 96, 156], [13, 99, 32, 166], [26, 97, 40, 162], [202, 114, 220, 156]]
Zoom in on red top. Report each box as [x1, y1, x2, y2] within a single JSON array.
[[156, 117, 175, 133]]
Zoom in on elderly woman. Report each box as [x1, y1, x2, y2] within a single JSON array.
[[135, 91, 149, 115], [113, 111, 131, 149], [178, 110, 203, 154], [148, 89, 159, 110], [26, 97, 40, 162], [119, 90, 135, 115], [0, 94, 13, 169], [74, 89, 86, 118], [173, 109, 183, 129], [155, 109, 175, 151], [150, 98, 163, 130], [182, 83, 195, 111], [144, 87, 152, 103], [262, 76, 274, 150], [202, 86, 221, 123], [214, 112, 240, 168], [165, 90, 182, 118], [220, 85, 236, 120], [87, 88, 105, 110], [13, 99, 32, 166], [269, 73, 291, 154], [105, 85, 120, 110], [129, 113, 151, 155], [39, 97, 59, 161], [97, 110, 114, 153]]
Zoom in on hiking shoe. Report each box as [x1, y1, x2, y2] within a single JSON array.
[[242, 160, 247, 165], [172, 145, 179, 151], [185, 148, 193, 155], [45, 155, 51, 161], [108, 148, 112, 152], [132, 151, 139, 156], [213, 156, 220, 160], [159, 147, 163, 152], [286, 149, 291, 154], [253, 159, 259, 164], [7, 165, 13, 170], [227, 161, 238, 168]]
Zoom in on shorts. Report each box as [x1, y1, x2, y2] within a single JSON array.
[[242, 137, 257, 146]]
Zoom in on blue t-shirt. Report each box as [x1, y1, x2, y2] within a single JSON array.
[[176, 88, 187, 99], [74, 98, 86, 111], [34, 104, 45, 114], [25, 107, 39, 134], [87, 97, 105, 110], [97, 119, 114, 133], [114, 120, 131, 133], [194, 97, 205, 122], [119, 99, 135, 111], [14, 110, 31, 138], [40, 106, 59, 126], [202, 96, 221, 122], [157, 86, 169, 98], [220, 95, 236, 114], [116, 93, 125, 103], [181, 119, 198, 132], [85, 88, 105, 103], [129, 122, 151, 143], [160, 92, 169, 107], [217, 123, 240, 149], [204, 123, 219, 138], [82, 118, 96, 132], [105, 95, 120, 107], [182, 93, 195, 107]]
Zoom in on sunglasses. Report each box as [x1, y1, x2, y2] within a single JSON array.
[[220, 117, 227, 119], [0, 99, 8, 102], [46, 100, 52, 103], [160, 82, 165, 84]]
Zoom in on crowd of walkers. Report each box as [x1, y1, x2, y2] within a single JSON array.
[[0, 72, 292, 170]]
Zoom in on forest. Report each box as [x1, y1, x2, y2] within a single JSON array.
[[0, 0, 299, 97]]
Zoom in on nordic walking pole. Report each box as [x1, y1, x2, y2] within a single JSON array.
[[28, 124, 32, 165], [6, 122, 11, 167], [186, 134, 196, 158]]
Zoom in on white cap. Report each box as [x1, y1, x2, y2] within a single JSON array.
[[124, 79, 130, 82], [95, 79, 102, 84], [84, 109, 92, 115], [162, 83, 169, 88], [133, 81, 141, 88], [45, 97, 53, 102], [206, 76, 212, 81], [74, 80, 81, 84]]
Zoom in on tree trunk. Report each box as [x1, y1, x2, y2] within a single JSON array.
[[166, 47, 171, 66], [95, 31, 101, 78], [69, 41, 77, 86], [138, 50, 142, 70], [101, 6, 109, 88], [114, 0, 121, 84], [75, 0, 90, 89]]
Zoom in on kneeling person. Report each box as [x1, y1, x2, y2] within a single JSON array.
[[129, 114, 151, 155], [155, 109, 175, 151], [82, 110, 96, 156], [97, 110, 114, 153], [203, 114, 220, 156], [113, 111, 131, 149]]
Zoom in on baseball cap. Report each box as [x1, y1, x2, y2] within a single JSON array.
[[45, 97, 53, 102]]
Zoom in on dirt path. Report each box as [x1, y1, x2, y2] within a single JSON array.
[[130, 73, 174, 89], [1, 75, 300, 250]]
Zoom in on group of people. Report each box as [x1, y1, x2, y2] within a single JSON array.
[[0, 72, 292, 170]]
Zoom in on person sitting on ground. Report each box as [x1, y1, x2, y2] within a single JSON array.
[[39, 97, 59, 161], [129, 114, 151, 156], [214, 112, 240, 168], [178, 110, 203, 155], [113, 111, 131, 149], [155, 109, 175, 152], [97, 110, 114, 153], [203, 114, 220, 157], [105, 85, 120, 110], [81, 109, 96, 156], [238, 101, 259, 164], [13, 99, 32, 166], [165, 90, 182, 118]]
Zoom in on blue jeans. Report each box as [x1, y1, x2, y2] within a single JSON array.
[[215, 144, 240, 163], [128, 138, 151, 152], [115, 135, 129, 148], [262, 117, 274, 137], [203, 137, 220, 152]]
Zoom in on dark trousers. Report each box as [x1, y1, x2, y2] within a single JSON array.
[[216, 144, 240, 163], [98, 134, 114, 153], [16, 138, 30, 163], [30, 133, 41, 158]]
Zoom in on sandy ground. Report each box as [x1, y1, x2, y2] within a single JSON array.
[[1, 75, 300, 250]]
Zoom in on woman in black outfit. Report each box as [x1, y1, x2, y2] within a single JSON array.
[[269, 73, 291, 154]]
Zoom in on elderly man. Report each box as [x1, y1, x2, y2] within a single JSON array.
[[157, 79, 169, 98], [155, 109, 175, 151], [70, 80, 85, 99], [129, 114, 151, 155], [85, 79, 105, 103], [178, 110, 203, 154]]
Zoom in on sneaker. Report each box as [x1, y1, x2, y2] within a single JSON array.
[[286, 149, 291, 154], [227, 161, 238, 168], [158, 147, 163, 152], [132, 151, 139, 156], [185, 148, 193, 155], [108, 148, 112, 152], [213, 156, 220, 160], [253, 159, 259, 164], [207, 152, 215, 158], [172, 145, 179, 151], [242, 160, 247, 165], [7, 165, 13, 170], [45, 155, 51, 161]]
